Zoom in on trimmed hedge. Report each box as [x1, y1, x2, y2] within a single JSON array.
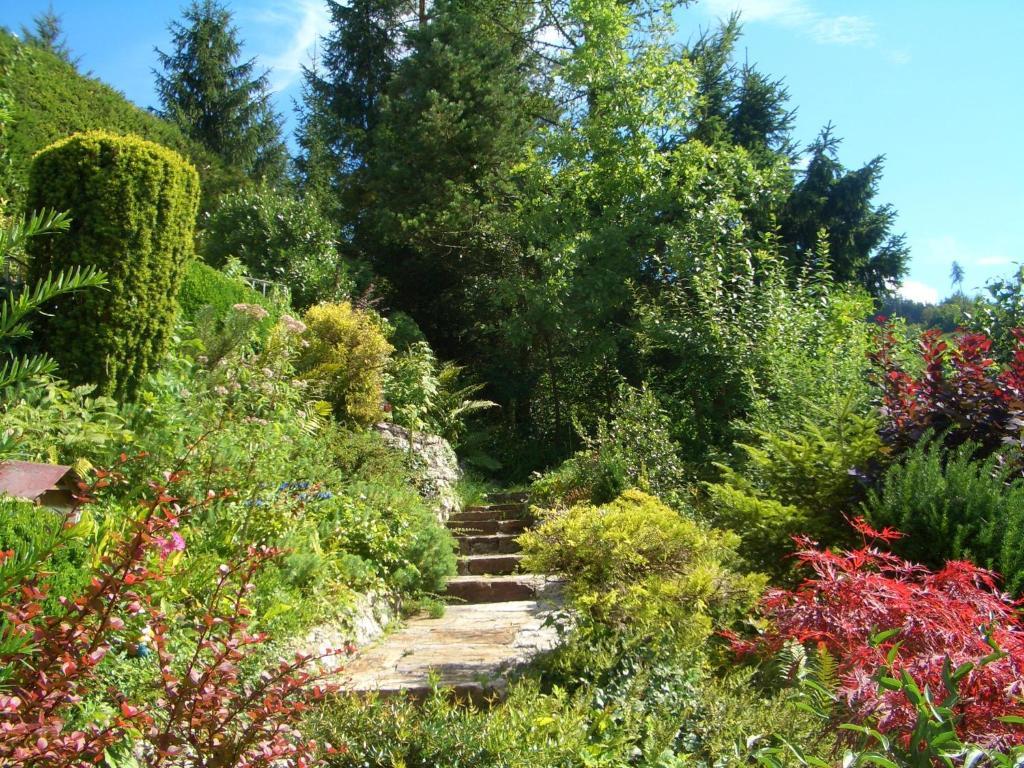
[[27, 131, 200, 398], [0, 31, 236, 212], [177, 260, 270, 323]]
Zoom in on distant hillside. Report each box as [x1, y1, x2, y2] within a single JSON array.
[[0, 30, 236, 209]]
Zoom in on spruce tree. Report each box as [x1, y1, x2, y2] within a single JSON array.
[[779, 125, 908, 296], [154, 0, 285, 182], [365, 0, 544, 357], [295, 0, 413, 250]]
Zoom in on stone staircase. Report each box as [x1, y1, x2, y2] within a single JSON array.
[[341, 492, 562, 701]]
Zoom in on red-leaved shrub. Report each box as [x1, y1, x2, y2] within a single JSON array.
[[869, 322, 1024, 458], [731, 518, 1024, 750], [0, 465, 346, 767]]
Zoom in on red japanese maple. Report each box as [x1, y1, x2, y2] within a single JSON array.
[[731, 518, 1024, 750]]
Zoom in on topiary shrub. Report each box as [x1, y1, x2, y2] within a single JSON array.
[[26, 131, 200, 398], [297, 301, 393, 427]]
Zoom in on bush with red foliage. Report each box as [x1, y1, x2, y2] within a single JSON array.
[[869, 321, 1024, 458], [730, 518, 1024, 750], [0, 465, 346, 767]]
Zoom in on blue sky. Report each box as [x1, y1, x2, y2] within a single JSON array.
[[2, 0, 1021, 304]]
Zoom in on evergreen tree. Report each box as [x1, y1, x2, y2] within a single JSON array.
[[20, 4, 77, 66], [295, 0, 413, 247], [686, 17, 795, 162], [366, 0, 544, 357], [154, 0, 285, 182], [951, 260, 965, 295], [779, 125, 908, 296]]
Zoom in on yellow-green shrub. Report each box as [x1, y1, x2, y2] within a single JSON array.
[[520, 489, 764, 643], [26, 131, 199, 398], [297, 301, 393, 426]]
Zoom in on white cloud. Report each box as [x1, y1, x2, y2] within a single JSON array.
[[700, 0, 875, 46], [897, 280, 939, 305], [978, 256, 1012, 267], [246, 0, 332, 93], [888, 49, 912, 65], [810, 15, 875, 45]]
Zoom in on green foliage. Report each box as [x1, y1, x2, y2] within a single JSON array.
[[154, 0, 285, 181], [176, 260, 272, 323], [19, 5, 77, 67], [706, 398, 882, 574], [202, 185, 357, 309], [520, 489, 764, 640], [26, 131, 200, 398], [779, 125, 909, 295], [531, 383, 689, 508], [0, 498, 90, 613], [864, 440, 1024, 595], [0, 381, 132, 466], [383, 341, 497, 447], [0, 208, 106, 392], [0, 29, 227, 212], [297, 301, 393, 426]]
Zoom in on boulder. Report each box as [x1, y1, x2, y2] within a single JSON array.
[[371, 422, 461, 521]]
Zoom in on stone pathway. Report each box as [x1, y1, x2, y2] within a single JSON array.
[[341, 493, 563, 701]]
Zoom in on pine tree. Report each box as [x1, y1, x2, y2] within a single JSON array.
[[154, 0, 285, 182], [780, 125, 908, 296]]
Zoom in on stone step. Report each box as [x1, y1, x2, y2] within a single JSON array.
[[457, 534, 521, 555], [457, 554, 523, 576], [453, 505, 527, 522], [340, 600, 561, 704], [447, 518, 529, 536], [445, 574, 549, 603]]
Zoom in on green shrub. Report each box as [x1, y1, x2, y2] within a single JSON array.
[[531, 383, 689, 509], [520, 489, 764, 641], [176, 260, 271, 323], [297, 301, 393, 427], [27, 131, 200, 398], [705, 399, 882, 575], [317, 481, 456, 594], [864, 440, 1024, 594], [202, 185, 357, 309]]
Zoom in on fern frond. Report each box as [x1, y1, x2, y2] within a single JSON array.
[[0, 354, 58, 390]]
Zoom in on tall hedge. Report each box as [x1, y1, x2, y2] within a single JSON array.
[[27, 131, 200, 397]]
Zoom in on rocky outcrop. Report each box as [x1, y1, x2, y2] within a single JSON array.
[[372, 422, 461, 521]]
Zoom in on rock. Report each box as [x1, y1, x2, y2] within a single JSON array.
[[372, 422, 461, 521], [297, 589, 399, 673]]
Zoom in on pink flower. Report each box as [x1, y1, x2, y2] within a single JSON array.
[[154, 532, 186, 560]]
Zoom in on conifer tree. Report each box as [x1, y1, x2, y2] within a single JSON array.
[[154, 0, 285, 182], [20, 4, 77, 67], [779, 125, 908, 296], [365, 0, 544, 357], [295, 0, 413, 250]]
